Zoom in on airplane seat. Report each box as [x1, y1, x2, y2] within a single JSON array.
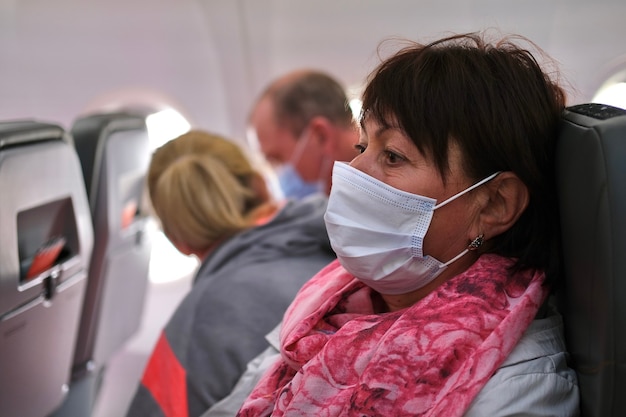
[[0, 120, 94, 417], [556, 103, 626, 417], [51, 111, 154, 416]]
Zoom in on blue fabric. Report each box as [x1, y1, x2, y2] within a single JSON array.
[[277, 164, 323, 200]]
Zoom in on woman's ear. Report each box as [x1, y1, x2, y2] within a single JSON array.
[[476, 171, 529, 240]]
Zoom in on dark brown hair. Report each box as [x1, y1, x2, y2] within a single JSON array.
[[361, 31, 566, 284]]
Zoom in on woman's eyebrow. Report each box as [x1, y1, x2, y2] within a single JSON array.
[[361, 122, 391, 140]]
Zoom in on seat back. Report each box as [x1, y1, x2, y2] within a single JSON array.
[[0, 121, 93, 417], [556, 103, 626, 417], [70, 111, 153, 373]]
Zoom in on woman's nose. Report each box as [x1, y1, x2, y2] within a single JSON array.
[[348, 149, 372, 176], [348, 153, 365, 171]]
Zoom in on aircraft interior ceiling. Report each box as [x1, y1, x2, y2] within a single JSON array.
[[1, 0, 626, 143]]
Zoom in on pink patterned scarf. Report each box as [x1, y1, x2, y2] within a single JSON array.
[[238, 254, 548, 417]]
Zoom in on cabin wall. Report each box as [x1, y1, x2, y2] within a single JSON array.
[[2, 0, 626, 142]]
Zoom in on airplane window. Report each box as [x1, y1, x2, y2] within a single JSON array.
[[592, 81, 626, 110], [148, 218, 199, 284], [347, 85, 363, 122], [146, 108, 191, 150], [349, 98, 363, 121], [144, 107, 198, 284]]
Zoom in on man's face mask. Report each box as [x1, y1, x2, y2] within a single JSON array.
[[276, 128, 326, 199]]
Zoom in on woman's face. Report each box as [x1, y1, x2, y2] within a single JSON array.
[[351, 116, 483, 265]]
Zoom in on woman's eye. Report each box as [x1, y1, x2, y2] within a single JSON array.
[[354, 144, 366, 154], [385, 151, 403, 164]]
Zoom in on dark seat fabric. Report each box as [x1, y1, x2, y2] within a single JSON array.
[[556, 103, 626, 417], [70, 111, 153, 374], [50, 111, 154, 417], [0, 120, 93, 417]]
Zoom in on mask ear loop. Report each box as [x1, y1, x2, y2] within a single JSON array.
[[291, 125, 329, 192], [440, 248, 469, 268], [441, 233, 485, 268], [317, 154, 333, 192], [289, 126, 312, 166], [434, 171, 500, 269], [433, 171, 501, 210]]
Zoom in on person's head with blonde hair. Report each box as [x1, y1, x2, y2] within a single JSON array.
[[148, 130, 272, 258]]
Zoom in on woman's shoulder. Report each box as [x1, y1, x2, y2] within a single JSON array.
[[500, 304, 569, 367], [465, 308, 580, 416]]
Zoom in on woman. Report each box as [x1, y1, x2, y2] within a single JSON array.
[[235, 31, 579, 416], [126, 131, 336, 417]]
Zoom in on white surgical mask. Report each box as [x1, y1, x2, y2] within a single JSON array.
[[276, 128, 326, 199], [324, 162, 499, 295]]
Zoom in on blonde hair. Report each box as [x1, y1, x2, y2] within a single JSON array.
[[148, 130, 264, 252]]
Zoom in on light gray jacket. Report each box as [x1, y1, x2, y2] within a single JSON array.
[[126, 195, 336, 417]]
